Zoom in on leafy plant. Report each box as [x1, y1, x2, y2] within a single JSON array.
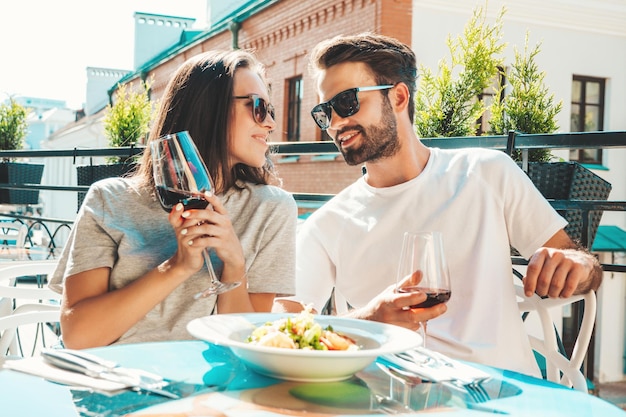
[[0, 97, 29, 161], [414, 5, 506, 138], [489, 34, 563, 162], [103, 80, 154, 163]]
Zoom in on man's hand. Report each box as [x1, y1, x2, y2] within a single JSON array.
[[349, 278, 447, 331], [523, 230, 602, 298]]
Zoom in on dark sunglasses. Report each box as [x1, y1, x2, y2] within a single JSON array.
[[310, 85, 394, 130], [233, 94, 275, 126]]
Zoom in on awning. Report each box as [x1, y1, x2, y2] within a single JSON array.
[[592, 225, 626, 252]]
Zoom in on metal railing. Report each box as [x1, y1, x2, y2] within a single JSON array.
[[0, 130, 624, 382], [0, 131, 625, 263]]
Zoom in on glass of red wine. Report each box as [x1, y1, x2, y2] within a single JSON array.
[[396, 231, 451, 346], [150, 131, 241, 299]]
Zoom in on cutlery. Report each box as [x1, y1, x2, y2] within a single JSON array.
[[377, 363, 500, 408], [380, 362, 492, 404], [50, 348, 165, 386], [391, 348, 491, 386], [41, 349, 179, 399]]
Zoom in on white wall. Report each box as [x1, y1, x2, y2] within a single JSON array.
[[413, 0, 626, 382], [40, 112, 107, 222], [595, 252, 626, 383]]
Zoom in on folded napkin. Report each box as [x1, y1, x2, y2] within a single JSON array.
[[381, 347, 491, 385], [3, 356, 128, 392]]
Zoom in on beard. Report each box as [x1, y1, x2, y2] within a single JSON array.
[[337, 98, 400, 166]]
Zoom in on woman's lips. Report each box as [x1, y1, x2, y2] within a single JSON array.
[[252, 135, 269, 148]]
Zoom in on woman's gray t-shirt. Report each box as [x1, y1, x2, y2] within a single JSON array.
[[49, 177, 297, 344]]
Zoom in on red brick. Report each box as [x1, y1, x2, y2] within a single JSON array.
[[130, 0, 412, 196]]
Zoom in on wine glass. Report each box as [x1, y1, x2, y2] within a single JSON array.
[[150, 131, 241, 299], [396, 231, 451, 346]]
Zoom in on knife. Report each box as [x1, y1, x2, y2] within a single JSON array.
[[41, 349, 179, 399], [50, 348, 164, 386]]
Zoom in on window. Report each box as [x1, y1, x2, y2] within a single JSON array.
[[286, 76, 303, 142], [569, 76, 605, 164], [477, 67, 506, 135]]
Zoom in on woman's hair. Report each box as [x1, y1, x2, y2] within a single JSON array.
[[309, 32, 418, 122], [136, 49, 278, 193]]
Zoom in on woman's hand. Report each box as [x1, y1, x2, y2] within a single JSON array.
[[169, 191, 246, 274], [167, 202, 206, 275]]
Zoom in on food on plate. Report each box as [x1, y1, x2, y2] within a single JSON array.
[[246, 308, 359, 351]]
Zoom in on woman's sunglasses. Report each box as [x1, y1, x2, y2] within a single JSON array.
[[233, 94, 276, 126], [310, 85, 394, 130]]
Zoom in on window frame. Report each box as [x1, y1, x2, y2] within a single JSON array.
[[286, 76, 303, 142], [569, 75, 606, 165]]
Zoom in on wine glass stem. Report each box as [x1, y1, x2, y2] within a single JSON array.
[[420, 321, 427, 347], [194, 248, 241, 299], [192, 249, 220, 299], [202, 248, 219, 285]]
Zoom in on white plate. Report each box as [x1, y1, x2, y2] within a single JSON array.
[[187, 313, 422, 382]]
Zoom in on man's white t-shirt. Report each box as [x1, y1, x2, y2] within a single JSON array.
[[283, 147, 566, 376]]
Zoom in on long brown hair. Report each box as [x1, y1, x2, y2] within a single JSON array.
[[136, 50, 277, 193]]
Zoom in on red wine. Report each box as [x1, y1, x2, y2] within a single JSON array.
[[398, 286, 451, 308], [156, 186, 209, 212]]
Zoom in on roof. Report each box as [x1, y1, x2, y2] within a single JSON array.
[[592, 225, 626, 252], [114, 0, 278, 89]]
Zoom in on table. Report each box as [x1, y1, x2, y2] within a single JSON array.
[[1, 340, 623, 416]]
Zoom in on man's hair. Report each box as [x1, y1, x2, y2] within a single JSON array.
[[310, 32, 418, 122]]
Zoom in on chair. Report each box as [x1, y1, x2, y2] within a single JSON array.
[[0, 306, 61, 364], [0, 261, 61, 359], [0, 222, 28, 260], [515, 271, 596, 393]]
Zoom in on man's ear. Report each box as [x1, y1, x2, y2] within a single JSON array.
[[390, 82, 410, 116]]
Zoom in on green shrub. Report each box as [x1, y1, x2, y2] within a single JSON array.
[[0, 98, 29, 161], [489, 34, 563, 162], [104, 80, 154, 163], [414, 6, 506, 138]]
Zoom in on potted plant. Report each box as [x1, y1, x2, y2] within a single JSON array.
[[414, 6, 506, 138], [77, 80, 154, 209], [489, 36, 611, 246], [0, 97, 44, 205]]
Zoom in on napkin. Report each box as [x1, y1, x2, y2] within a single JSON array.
[[381, 347, 491, 385], [3, 356, 128, 391]]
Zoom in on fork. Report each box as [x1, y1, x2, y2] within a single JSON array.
[[382, 358, 491, 404]]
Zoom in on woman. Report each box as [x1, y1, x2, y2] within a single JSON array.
[[49, 50, 297, 349]]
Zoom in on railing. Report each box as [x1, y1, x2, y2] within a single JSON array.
[[0, 131, 625, 262], [0, 130, 625, 382]]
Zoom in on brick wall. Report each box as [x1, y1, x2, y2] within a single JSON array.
[[132, 0, 412, 197], [240, 0, 412, 144], [271, 155, 363, 195]]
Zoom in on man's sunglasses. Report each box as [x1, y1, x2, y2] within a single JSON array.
[[310, 85, 394, 130], [233, 94, 276, 126]]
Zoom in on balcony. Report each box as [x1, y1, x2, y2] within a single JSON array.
[[0, 130, 625, 386]]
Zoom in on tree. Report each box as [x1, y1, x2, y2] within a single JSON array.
[[414, 5, 506, 138], [489, 33, 563, 162]]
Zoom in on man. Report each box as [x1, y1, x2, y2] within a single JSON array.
[[273, 33, 602, 377]]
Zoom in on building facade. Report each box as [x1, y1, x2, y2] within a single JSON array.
[[42, 0, 626, 382]]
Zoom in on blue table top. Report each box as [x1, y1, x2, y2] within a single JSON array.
[[1, 340, 624, 416]]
